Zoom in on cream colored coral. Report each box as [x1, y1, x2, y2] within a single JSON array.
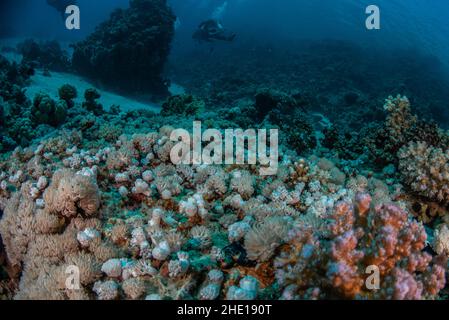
[[0, 183, 37, 267], [44, 169, 101, 218]]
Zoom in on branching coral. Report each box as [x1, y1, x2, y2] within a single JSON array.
[[383, 95, 417, 145], [274, 193, 446, 299], [0, 84, 447, 301], [398, 141, 449, 205]]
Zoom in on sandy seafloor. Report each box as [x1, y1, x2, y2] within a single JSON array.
[[2, 38, 185, 113]]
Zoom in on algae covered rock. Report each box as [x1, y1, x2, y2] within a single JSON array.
[[71, 0, 176, 97], [31, 92, 67, 126]]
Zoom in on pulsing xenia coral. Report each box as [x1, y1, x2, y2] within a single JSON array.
[[44, 169, 101, 218], [0, 166, 118, 300], [274, 193, 446, 300]]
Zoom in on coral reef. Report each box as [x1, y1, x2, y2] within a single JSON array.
[[0, 103, 445, 300], [71, 0, 176, 97], [1, 32, 449, 300], [168, 40, 449, 127]]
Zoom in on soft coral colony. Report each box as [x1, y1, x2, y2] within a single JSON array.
[[0, 88, 448, 299]]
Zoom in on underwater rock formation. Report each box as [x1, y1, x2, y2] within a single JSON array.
[[71, 0, 176, 98], [169, 40, 449, 129], [1, 44, 449, 301], [258, 90, 316, 154], [16, 39, 70, 72]]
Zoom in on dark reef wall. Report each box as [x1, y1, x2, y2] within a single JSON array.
[[71, 0, 176, 98]]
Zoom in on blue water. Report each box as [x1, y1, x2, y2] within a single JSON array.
[[2, 1, 449, 62], [2, 0, 449, 124]]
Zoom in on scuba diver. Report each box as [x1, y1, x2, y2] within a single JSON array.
[[46, 0, 77, 18], [193, 19, 236, 43]]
